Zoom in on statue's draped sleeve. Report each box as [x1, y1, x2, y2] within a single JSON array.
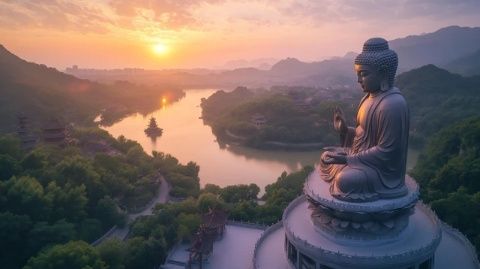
[[341, 127, 356, 148], [345, 91, 408, 189]]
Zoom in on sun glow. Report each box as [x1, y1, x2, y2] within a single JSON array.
[[153, 43, 169, 55]]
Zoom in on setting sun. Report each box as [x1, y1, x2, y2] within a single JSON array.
[[153, 43, 169, 55]]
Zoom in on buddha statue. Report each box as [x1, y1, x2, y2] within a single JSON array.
[[320, 37, 409, 202]]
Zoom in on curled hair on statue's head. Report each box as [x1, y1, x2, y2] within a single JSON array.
[[355, 38, 398, 88]]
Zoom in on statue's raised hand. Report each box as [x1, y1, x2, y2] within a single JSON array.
[[333, 106, 348, 135]]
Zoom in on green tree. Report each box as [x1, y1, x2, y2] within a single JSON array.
[[197, 192, 226, 213], [27, 220, 76, 257], [54, 156, 105, 204], [77, 218, 103, 242], [97, 239, 126, 269], [220, 184, 260, 203], [176, 213, 201, 242], [3, 176, 48, 220], [0, 135, 22, 159], [0, 212, 32, 269], [24, 241, 106, 269], [94, 196, 125, 228], [45, 182, 88, 223], [202, 183, 222, 194], [0, 154, 20, 181], [124, 237, 152, 269]]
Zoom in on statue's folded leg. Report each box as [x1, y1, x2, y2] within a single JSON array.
[[331, 166, 378, 202], [320, 163, 346, 182]]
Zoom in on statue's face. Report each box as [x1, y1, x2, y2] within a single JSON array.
[[354, 64, 382, 93]]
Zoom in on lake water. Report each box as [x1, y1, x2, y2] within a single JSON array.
[[101, 89, 419, 191]]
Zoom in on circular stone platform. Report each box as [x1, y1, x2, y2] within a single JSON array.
[[281, 196, 442, 269], [253, 219, 479, 269], [304, 169, 419, 214]]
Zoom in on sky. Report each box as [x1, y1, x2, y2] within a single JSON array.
[[1, 0, 479, 70]]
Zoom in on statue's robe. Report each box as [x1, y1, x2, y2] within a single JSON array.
[[320, 87, 409, 201]]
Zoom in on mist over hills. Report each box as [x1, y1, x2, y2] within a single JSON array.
[[444, 49, 480, 76], [2, 25, 479, 133], [65, 26, 480, 88], [0, 45, 183, 132]]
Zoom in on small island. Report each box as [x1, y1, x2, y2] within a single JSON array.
[[144, 117, 163, 138]]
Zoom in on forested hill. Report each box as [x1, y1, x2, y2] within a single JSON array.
[[411, 117, 480, 254], [0, 45, 82, 89], [396, 65, 480, 147], [0, 45, 183, 132]]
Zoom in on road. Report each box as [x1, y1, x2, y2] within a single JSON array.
[[92, 173, 170, 244]]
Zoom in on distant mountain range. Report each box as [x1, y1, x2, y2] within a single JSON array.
[[65, 25, 480, 88], [390, 26, 480, 72]]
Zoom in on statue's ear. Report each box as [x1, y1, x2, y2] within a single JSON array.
[[380, 79, 389, 92], [379, 65, 388, 77]]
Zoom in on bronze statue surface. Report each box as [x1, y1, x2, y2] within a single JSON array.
[[320, 38, 409, 202]]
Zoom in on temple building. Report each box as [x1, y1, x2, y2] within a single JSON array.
[[187, 209, 228, 269], [145, 117, 163, 138], [250, 113, 267, 129], [16, 114, 37, 151], [42, 118, 66, 145]]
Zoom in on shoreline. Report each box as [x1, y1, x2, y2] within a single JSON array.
[[224, 128, 324, 151]]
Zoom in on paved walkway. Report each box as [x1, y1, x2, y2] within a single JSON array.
[[94, 173, 170, 244]]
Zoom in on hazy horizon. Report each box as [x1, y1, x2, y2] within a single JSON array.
[[1, 0, 480, 70]]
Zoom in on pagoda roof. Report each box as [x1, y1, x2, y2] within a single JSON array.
[[201, 209, 228, 228], [43, 118, 65, 131]]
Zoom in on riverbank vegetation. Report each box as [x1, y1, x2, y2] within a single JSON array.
[[201, 86, 357, 149], [201, 66, 480, 150], [0, 126, 202, 269]]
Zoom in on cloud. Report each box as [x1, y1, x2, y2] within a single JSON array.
[[0, 0, 113, 33], [0, 0, 479, 35], [109, 0, 197, 30], [270, 0, 480, 24]]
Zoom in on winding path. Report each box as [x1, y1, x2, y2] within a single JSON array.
[[92, 173, 170, 245]]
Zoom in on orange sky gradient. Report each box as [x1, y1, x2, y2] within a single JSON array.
[[1, 0, 479, 70]]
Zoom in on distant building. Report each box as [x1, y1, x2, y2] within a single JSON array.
[[16, 114, 36, 151], [42, 118, 66, 145], [250, 113, 267, 129]]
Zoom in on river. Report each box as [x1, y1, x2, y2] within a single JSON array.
[[101, 89, 419, 191]]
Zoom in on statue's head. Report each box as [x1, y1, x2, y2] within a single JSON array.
[[354, 38, 398, 93]]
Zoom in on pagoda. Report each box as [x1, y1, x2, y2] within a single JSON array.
[[144, 117, 163, 138], [16, 113, 36, 150], [42, 118, 66, 145], [187, 209, 228, 269]]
